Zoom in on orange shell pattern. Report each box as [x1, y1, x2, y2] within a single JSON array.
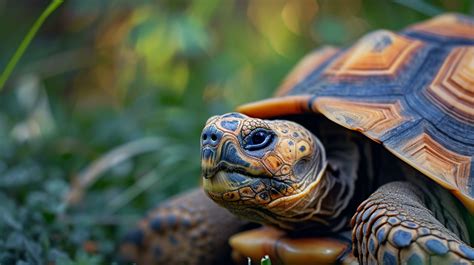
[[238, 14, 474, 212]]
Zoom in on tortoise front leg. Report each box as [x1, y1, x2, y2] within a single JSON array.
[[229, 227, 357, 265], [120, 188, 247, 265], [352, 181, 474, 264]]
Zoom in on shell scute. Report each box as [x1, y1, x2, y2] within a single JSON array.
[[237, 13, 474, 212], [325, 30, 423, 79], [405, 13, 474, 44]]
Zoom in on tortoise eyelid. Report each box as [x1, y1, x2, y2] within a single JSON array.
[[243, 129, 274, 151]]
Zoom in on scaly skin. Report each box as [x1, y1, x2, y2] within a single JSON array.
[[352, 180, 474, 264]]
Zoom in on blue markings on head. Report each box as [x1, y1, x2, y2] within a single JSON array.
[[221, 120, 239, 131], [227, 172, 249, 184], [221, 142, 250, 167], [425, 238, 449, 255], [202, 148, 214, 160], [259, 191, 269, 200], [201, 125, 223, 146]]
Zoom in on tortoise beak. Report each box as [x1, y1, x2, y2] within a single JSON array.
[[201, 147, 218, 179], [200, 124, 224, 179]]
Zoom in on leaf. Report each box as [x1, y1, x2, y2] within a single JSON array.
[[261, 255, 272, 265], [48, 248, 70, 263], [0, 210, 22, 231], [24, 240, 42, 264]]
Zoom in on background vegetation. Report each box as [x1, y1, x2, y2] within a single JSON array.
[[0, 0, 473, 264]]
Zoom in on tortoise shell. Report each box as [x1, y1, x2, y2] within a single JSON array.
[[237, 13, 474, 212]]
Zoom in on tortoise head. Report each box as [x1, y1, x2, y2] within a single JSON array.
[[201, 112, 327, 230]]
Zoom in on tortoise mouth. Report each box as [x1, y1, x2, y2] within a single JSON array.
[[202, 161, 267, 180], [202, 169, 256, 194], [202, 167, 297, 205]]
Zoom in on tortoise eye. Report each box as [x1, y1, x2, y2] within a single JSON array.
[[244, 130, 274, 151]]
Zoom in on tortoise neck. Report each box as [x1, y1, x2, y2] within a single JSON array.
[[263, 164, 356, 232], [301, 132, 361, 231], [264, 133, 358, 231]]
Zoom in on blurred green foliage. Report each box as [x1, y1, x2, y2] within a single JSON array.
[[0, 0, 473, 263]]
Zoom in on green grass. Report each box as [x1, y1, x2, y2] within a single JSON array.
[[0, 0, 63, 90]]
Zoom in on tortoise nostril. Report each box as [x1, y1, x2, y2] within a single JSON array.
[[201, 126, 222, 146]]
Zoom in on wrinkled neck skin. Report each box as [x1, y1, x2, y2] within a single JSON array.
[[201, 114, 355, 232], [237, 135, 352, 231]]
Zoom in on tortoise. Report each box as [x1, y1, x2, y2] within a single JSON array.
[[120, 13, 474, 265]]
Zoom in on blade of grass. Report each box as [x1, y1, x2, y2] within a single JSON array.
[[393, 0, 443, 16], [0, 0, 63, 90], [64, 137, 166, 207], [106, 167, 164, 214]]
